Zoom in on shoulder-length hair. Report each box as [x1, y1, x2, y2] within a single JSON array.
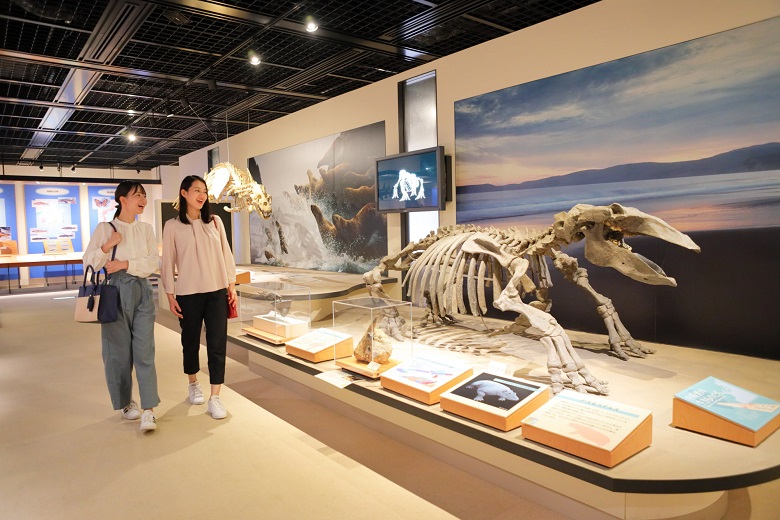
[[177, 175, 212, 224], [113, 180, 146, 220]]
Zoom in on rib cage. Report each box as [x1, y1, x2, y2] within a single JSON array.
[[401, 225, 558, 318]]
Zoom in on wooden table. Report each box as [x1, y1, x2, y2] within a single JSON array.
[[0, 253, 84, 292]]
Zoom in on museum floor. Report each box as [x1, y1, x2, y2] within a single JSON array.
[[1, 290, 779, 520]]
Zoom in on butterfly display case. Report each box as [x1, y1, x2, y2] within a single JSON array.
[[239, 281, 311, 345]]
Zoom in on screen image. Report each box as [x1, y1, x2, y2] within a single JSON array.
[[375, 146, 443, 213]]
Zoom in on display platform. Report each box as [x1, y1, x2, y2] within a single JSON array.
[[229, 311, 780, 520], [232, 264, 396, 321]]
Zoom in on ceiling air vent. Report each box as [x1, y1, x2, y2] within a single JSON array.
[[80, 0, 154, 64]]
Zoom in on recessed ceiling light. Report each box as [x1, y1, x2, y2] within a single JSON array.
[[305, 16, 318, 32]]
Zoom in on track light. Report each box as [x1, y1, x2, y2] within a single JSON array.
[[164, 101, 173, 118], [136, 169, 141, 174], [305, 16, 318, 32], [248, 50, 261, 66], [127, 127, 137, 142], [39, 160, 44, 171], [180, 98, 192, 111], [70, 164, 76, 172]]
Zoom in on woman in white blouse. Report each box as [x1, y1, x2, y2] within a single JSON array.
[[161, 175, 236, 420], [82, 181, 160, 432]]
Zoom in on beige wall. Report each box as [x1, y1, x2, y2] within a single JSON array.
[[179, 0, 780, 263]]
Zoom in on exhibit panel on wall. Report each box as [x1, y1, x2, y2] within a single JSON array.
[[0, 184, 18, 267], [23, 184, 82, 279], [452, 16, 780, 358], [247, 121, 387, 274]]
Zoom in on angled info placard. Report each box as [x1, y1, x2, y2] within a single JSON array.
[[440, 372, 550, 431], [284, 328, 353, 363], [672, 376, 780, 447], [521, 390, 652, 467], [380, 356, 473, 405]]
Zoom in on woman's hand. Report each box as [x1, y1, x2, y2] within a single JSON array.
[[104, 259, 129, 274], [167, 293, 183, 318], [227, 284, 237, 305], [103, 231, 123, 252]]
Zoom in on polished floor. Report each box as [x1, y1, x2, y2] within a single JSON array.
[[1, 289, 778, 519]]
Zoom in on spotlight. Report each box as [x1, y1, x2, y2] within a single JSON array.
[[164, 101, 174, 118], [248, 50, 261, 66], [180, 98, 192, 111], [70, 164, 76, 172], [136, 169, 141, 174], [206, 79, 217, 91], [305, 16, 318, 32], [39, 160, 44, 171], [127, 128, 137, 142]]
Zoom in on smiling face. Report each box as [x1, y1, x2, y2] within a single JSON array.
[[181, 179, 208, 216], [119, 186, 147, 218]]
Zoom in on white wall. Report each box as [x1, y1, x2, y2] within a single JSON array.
[[178, 0, 780, 261]]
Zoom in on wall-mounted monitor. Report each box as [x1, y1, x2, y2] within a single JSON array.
[[375, 146, 446, 213]]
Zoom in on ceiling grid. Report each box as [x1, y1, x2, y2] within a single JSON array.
[[0, 0, 599, 169]]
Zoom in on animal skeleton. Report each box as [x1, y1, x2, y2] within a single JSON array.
[[392, 169, 426, 201], [174, 162, 273, 219], [364, 203, 700, 395]]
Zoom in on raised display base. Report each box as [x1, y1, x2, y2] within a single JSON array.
[[285, 328, 353, 363], [336, 357, 400, 379], [243, 326, 288, 345], [673, 398, 780, 447]]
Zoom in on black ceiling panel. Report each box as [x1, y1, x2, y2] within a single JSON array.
[[0, 0, 600, 169]]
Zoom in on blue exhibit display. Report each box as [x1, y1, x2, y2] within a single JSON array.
[[375, 146, 445, 213], [0, 183, 18, 281], [24, 184, 82, 279], [88, 185, 117, 233]]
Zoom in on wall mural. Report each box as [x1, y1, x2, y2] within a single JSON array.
[[248, 121, 386, 274], [454, 17, 780, 358]]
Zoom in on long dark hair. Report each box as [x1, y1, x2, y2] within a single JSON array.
[[177, 175, 212, 224], [113, 180, 146, 220]]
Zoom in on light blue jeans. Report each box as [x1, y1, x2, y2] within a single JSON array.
[[100, 271, 159, 410]]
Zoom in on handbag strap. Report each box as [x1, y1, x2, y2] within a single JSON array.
[[104, 222, 118, 282]]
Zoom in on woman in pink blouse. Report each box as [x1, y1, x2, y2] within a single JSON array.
[[161, 175, 237, 420]]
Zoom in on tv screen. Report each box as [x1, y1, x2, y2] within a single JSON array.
[[375, 146, 445, 213]]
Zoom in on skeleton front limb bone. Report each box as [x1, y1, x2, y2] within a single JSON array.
[[463, 234, 608, 394], [552, 251, 654, 359]]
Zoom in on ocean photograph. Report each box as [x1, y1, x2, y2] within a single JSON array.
[[454, 16, 780, 231]]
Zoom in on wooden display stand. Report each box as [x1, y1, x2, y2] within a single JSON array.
[[521, 390, 652, 468], [672, 377, 780, 447], [440, 373, 550, 431], [285, 328, 353, 363], [336, 357, 400, 379], [381, 357, 473, 405], [244, 314, 309, 345], [235, 270, 251, 284], [254, 313, 308, 338]]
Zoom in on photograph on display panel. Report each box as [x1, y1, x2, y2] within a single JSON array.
[[453, 17, 780, 358], [247, 121, 386, 274]]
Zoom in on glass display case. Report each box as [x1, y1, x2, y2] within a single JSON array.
[[238, 281, 311, 344], [332, 296, 413, 378]]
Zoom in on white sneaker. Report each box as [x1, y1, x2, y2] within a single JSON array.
[[188, 381, 205, 405], [121, 400, 141, 420], [207, 395, 227, 420], [140, 410, 157, 431]]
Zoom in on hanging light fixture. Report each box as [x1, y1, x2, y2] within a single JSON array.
[[248, 50, 261, 66], [304, 16, 318, 32], [127, 127, 137, 142]]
